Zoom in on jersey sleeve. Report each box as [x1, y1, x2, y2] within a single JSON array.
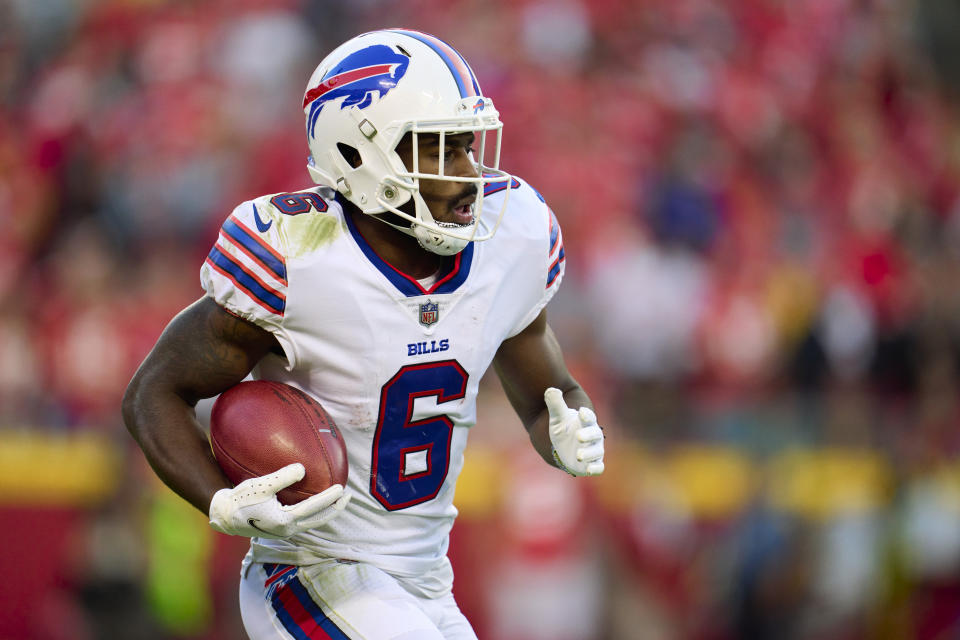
[[200, 199, 288, 332], [506, 192, 567, 338]]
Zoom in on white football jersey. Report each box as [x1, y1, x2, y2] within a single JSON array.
[[200, 176, 565, 596]]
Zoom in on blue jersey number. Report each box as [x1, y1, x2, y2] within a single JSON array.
[[370, 360, 468, 511], [269, 191, 328, 215]]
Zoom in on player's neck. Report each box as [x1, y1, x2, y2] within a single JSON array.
[[348, 208, 443, 279]]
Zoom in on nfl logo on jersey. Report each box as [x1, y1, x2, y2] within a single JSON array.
[[419, 300, 439, 327]]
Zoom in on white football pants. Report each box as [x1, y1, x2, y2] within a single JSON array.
[[238, 558, 477, 640]]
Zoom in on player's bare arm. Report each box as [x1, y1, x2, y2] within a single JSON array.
[[122, 296, 280, 513], [493, 308, 600, 471]]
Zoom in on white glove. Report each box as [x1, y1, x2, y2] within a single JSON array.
[[545, 387, 605, 476], [208, 463, 350, 539]]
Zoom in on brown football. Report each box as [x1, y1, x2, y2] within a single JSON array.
[[210, 380, 348, 505]]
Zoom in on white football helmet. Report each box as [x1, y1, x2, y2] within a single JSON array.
[[303, 29, 511, 255]]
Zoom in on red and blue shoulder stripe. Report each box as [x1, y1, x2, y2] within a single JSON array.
[[205, 208, 288, 316], [547, 208, 565, 289], [222, 212, 287, 285]]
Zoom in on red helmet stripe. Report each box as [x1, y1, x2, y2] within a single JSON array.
[[303, 63, 396, 109]]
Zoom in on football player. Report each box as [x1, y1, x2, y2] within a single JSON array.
[[123, 29, 604, 639]]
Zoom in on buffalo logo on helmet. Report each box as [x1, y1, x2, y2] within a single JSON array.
[[304, 45, 410, 138], [419, 300, 439, 327]]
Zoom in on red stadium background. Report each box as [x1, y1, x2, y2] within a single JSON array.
[[2, 0, 960, 638]]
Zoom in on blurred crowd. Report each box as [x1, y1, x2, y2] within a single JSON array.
[[2, 0, 960, 638]]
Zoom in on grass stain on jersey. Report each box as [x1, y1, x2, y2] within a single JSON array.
[[281, 214, 341, 258]]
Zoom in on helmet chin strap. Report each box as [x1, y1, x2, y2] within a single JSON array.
[[373, 190, 474, 256], [413, 222, 471, 256], [409, 193, 473, 256], [373, 215, 471, 256]]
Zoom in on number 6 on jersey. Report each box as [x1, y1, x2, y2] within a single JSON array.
[[370, 361, 468, 511]]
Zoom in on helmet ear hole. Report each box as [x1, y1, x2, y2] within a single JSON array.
[[337, 143, 362, 168]]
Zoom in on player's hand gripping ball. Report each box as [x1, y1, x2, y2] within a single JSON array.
[[208, 462, 349, 539], [544, 387, 605, 476], [207, 381, 350, 538]]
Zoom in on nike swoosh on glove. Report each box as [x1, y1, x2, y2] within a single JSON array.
[[208, 463, 350, 539], [544, 387, 605, 476]]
